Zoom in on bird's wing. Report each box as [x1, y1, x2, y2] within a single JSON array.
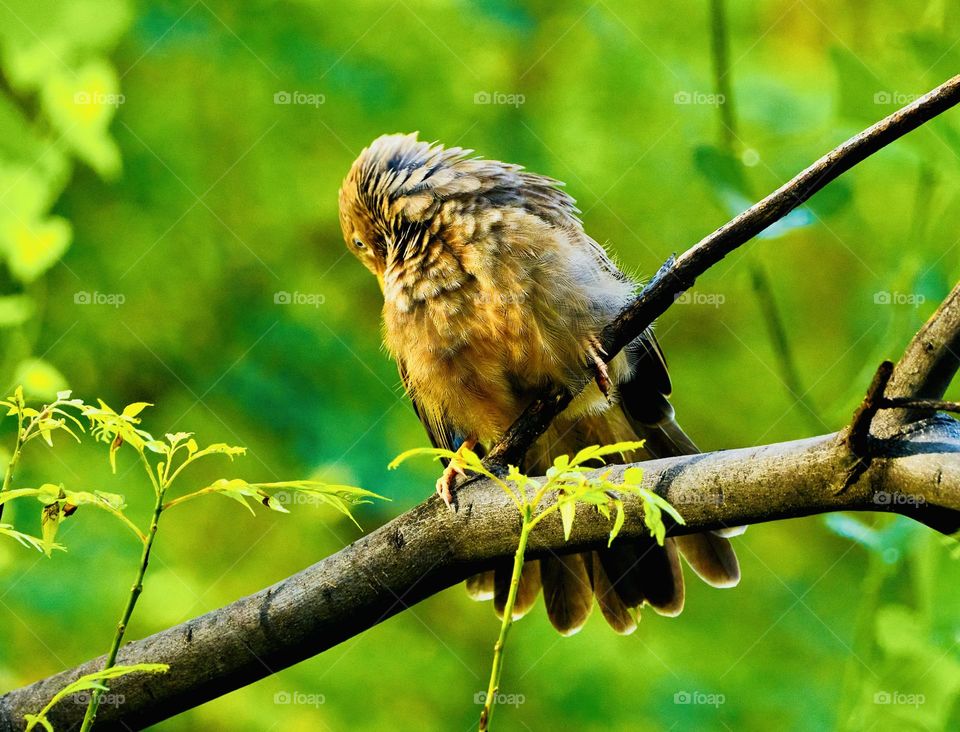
[[617, 330, 742, 588], [617, 329, 699, 458], [397, 359, 466, 461]]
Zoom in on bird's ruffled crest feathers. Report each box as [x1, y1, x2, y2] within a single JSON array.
[[340, 132, 582, 229]]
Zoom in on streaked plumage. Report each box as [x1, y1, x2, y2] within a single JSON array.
[[339, 132, 740, 635]]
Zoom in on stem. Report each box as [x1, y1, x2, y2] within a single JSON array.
[[0, 410, 25, 521], [479, 504, 533, 731], [80, 486, 162, 731], [709, 0, 820, 432], [709, 0, 736, 148]]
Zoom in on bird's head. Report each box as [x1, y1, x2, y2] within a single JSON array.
[[338, 132, 578, 304]]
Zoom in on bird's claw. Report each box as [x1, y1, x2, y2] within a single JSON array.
[[436, 462, 467, 507], [586, 336, 611, 400]]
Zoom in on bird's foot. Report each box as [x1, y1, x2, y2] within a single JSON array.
[[436, 462, 467, 507], [586, 336, 611, 399], [435, 437, 478, 508]]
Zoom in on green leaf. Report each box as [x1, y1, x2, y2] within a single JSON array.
[[0, 294, 35, 328], [0, 216, 72, 283], [11, 358, 68, 401], [559, 497, 575, 541], [191, 443, 247, 461], [40, 501, 63, 556], [388, 446, 458, 469], [40, 59, 122, 178], [693, 144, 751, 198], [608, 500, 625, 547], [121, 402, 152, 418], [24, 663, 166, 732], [569, 441, 646, 467], [623, 467, 643, 485], [0, 523, 62, 554]]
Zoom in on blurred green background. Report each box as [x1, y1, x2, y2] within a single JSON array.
[[0, 0, 959, 729]]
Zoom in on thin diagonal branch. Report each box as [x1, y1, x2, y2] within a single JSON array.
[[486, 75, 960, 469]]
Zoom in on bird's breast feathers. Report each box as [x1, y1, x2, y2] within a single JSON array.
[[382, 226, 635, 441]]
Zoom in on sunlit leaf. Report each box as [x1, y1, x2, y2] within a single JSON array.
[[0, 523, 61, 554], [121, 402, 152, 418], [11, 358, 68, 401], [24, 663, 166, 732], [559, 497, 575, 540], [1, 216, 72, 283], [388, 446, 458, 469], [0, 294, 35, 328]]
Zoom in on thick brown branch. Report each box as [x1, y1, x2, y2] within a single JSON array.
[[486, 75, 960, 469]]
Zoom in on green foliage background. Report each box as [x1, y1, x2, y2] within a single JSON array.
[[1, 0, 959, 729]]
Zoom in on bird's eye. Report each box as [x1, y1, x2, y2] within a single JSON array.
[[353, 238, 366, 250]]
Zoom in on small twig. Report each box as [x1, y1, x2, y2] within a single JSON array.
[[874, 281, 960, 436], [838, 361, 895, 492], [485, 75, 960, 471], [843, 361, 895, 455], [749, 263, 822, 431], [878, 397, 960, 415]]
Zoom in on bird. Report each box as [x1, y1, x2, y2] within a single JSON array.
[[338, 132, 741, 635]]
